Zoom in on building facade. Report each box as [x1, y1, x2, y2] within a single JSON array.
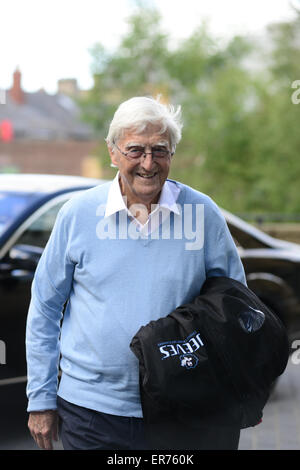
[[0, 69, 101, 177]]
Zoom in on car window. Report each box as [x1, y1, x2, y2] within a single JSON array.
[[0, 191, 42, 237], [233, 237, 243, 248], [15, 200, 66, 248]]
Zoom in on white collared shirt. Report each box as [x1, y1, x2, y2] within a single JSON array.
[[105, 171, 181, 236]]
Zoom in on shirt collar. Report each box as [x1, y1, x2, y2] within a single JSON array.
[[159, 178, 181, 215], [104, 171, 180, 218], [104, 172, 127, 217]]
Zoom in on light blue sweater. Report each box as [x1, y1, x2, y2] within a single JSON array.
[[26, 180, 246, 416]]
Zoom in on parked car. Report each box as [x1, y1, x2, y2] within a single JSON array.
[[224, 208, 300, 343], [0, 174, 299, 387], [0, 174, 106, 385]]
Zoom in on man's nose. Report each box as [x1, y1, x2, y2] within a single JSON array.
[[140, 153, 155, 171]]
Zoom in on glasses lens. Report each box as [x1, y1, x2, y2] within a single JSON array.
[[127, 148, 144, 159], [126, 147, 170, 159], [152, 149, 169, 158]]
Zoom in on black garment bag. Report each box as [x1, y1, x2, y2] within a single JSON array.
[[130, 276, 289, 449]]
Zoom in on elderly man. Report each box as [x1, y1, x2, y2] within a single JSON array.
[[26, 96, 246, 450]]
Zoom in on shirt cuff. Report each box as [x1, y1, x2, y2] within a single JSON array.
[[27, 397, 57, 413]]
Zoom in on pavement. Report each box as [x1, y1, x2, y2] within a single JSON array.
[[239, 357, 300, 450]]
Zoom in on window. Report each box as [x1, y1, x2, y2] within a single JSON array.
[[0, 191, 41, 237], [16, 200, 66, 248], [233, 237, 243, 248]]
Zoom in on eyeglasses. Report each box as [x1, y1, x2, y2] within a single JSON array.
[[114, 142, 174, 161]]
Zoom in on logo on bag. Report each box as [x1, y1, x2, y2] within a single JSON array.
[[157, 331, 204, 369], [180, 354, 198, 369]]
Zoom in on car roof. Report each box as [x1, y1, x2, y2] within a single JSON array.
[[0, 173, 106, 193], [222, 207, 300, 252]]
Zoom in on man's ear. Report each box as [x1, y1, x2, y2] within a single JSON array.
[[107, 144, 119, 167]]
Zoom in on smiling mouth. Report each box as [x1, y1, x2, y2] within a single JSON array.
[[136, 172, 158, 179]]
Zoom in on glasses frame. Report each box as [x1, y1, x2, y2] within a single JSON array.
[[113, 142, 174, 161]]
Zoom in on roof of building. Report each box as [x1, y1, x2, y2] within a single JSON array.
[[0, 70, 95, 141]]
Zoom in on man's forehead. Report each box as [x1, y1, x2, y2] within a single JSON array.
[[125, 139, 169, 147], [119, 128, 170, 146]]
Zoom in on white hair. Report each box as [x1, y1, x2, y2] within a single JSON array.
[[106, 96, 183, 152]]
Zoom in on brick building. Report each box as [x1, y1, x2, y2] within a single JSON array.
[[0, 69, 101, 177]]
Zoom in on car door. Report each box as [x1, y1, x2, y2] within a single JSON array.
[[0, 193, 78, 384]]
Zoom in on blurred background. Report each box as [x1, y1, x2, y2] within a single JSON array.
[[1, 0, 300, 228], [1, 0, 300, 450]]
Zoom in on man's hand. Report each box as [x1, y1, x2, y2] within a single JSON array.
[[28, 410, 59, 450]]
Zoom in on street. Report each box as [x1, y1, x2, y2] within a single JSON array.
[[0, 357, 299, 451], [239, 357, 300, 450], [0, 381, 63, 450]]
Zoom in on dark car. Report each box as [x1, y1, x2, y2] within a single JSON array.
[[224, 208, 300, 344], [0, 174, 299, 387], [0, 174, 106, 386]]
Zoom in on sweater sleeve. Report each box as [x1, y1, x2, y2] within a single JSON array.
[[205, 206, 247, 286], [25, 204, 75, 412]]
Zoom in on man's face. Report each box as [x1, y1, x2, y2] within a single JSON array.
[[108, 125, 172, 209]]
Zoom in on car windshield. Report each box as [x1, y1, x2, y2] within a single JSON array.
[[0, 191, 42, 236]]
